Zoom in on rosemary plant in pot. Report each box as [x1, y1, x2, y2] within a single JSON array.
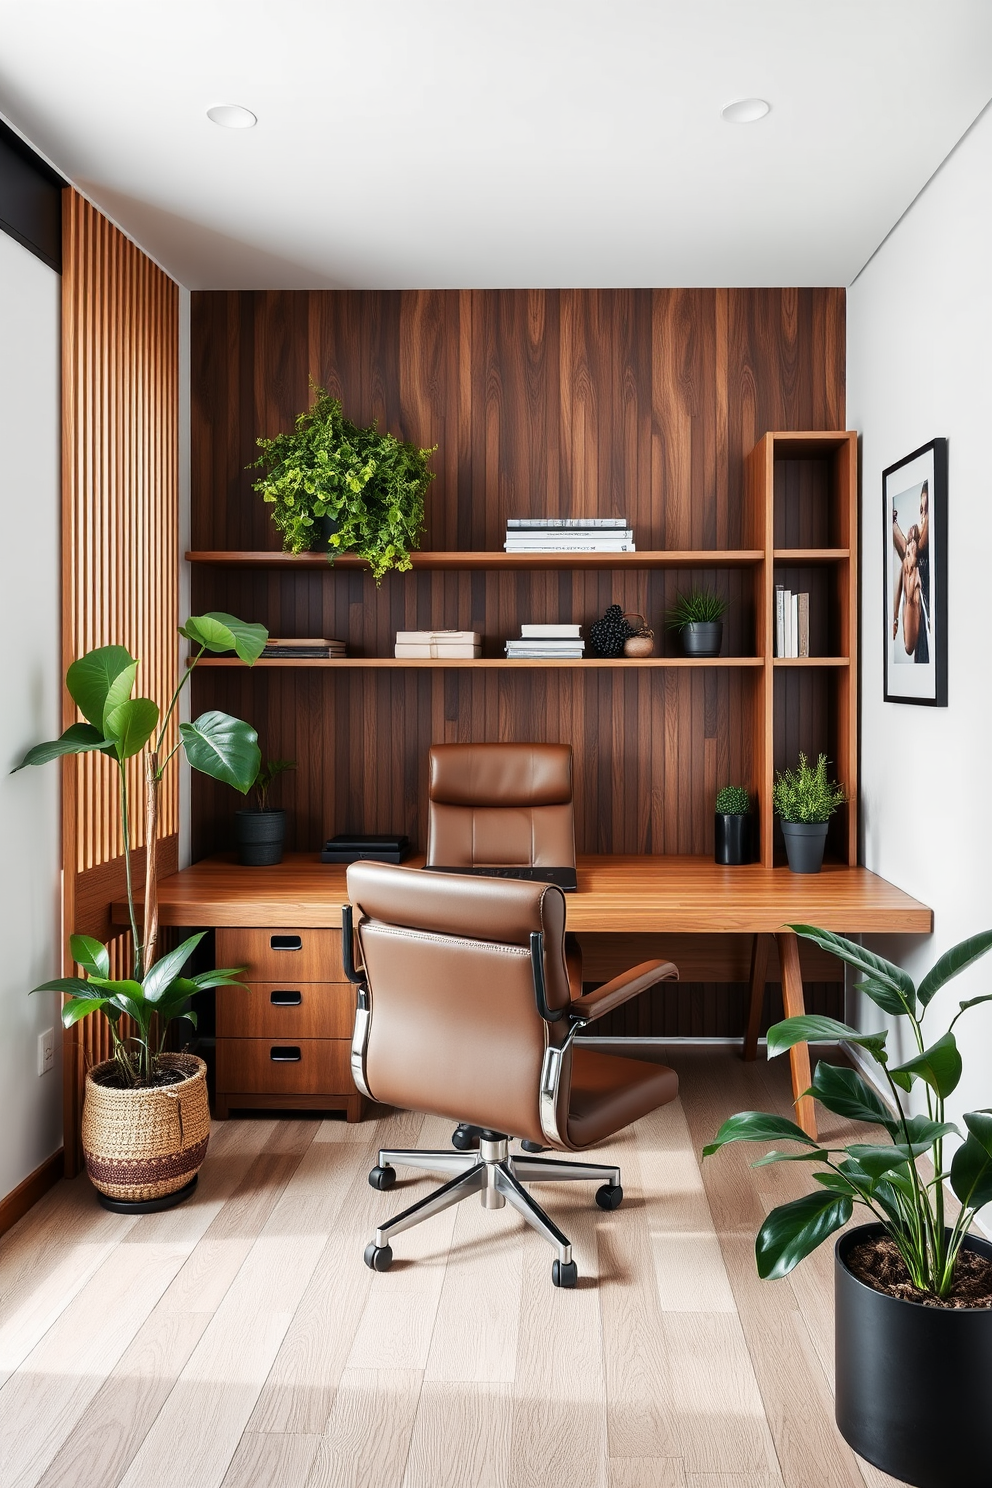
[[773, 751, 845, 873], [252, 385, 436, 583], [235, 757, 296, 866], [705, 924, 992, 1488], [15, 612, 267, 1211]]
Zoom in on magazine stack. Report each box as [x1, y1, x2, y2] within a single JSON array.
[[503, 517, 635, 553], [505, 623, 584, 660]]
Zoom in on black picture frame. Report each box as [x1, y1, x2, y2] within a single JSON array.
[[882, 437, 947, 706]]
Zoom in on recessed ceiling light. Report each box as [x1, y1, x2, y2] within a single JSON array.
[[207, 104, 257, 130], [722, 98, 771, 125]]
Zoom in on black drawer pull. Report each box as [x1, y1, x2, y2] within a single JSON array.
[[270, 990, 302, 1006], [270, 1046, 302, 1062], [270, 935, 303, 952]]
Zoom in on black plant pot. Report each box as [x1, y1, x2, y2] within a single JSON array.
[[235, 809, 286, 867], [835, 1224, 992, 1488], [680, 622, 723, 657], [714, 812, 750, 865], [311, 513, 341, 550], [780, 819, 828, 873]]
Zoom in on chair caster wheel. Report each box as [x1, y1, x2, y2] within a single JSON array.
[[364, 1242, 393, 1272], [452, 1124, 481, 1151], [520, 1139, 547, 1153], [368, 1165, 396, 1190], [595, 1183, 623, 1210], [552, 1259, 578, 1288]]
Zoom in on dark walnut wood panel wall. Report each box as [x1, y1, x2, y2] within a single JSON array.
[[190, 287, 845, 1038]]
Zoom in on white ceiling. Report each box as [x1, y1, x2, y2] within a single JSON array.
[[1, 1, 990, 290]]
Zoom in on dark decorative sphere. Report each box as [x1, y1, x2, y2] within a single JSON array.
[[590, 604, 635, 658]]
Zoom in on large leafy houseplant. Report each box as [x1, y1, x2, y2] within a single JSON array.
[[704, 923, 992, 1296], [252, 386, 436, 582], [15, 612, 267, 1087]]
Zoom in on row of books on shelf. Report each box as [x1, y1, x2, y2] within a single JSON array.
[[774, 587, 810, 659], [503, 516, 635, 553]]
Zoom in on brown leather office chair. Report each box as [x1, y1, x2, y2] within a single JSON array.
[[427, 741, 582, 1151], [343, 862, 679, 1287]]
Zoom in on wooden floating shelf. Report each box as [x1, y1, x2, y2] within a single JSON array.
[[772, 548, 850, 563], [185, 549, 765, 571], [197, 656, 766, 670], [772, 656, 850, 668]]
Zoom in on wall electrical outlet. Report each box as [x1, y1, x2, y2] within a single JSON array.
[[38, 1027, 55, 1076]]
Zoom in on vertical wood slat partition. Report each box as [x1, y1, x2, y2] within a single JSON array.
[[61, 191, 180, 1173]]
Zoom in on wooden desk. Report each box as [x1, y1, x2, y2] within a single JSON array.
[[126, 854, 932, 1136]]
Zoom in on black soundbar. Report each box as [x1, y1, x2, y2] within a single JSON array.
[[429, 864, 577, 892]]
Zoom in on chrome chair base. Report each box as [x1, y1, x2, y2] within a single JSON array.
[[364, 1133, 622, 1286]]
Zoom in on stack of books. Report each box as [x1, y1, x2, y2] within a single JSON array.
[[504, 517, 635, 553], [774, 587, 810, 658], [505, 623, 584, 660], [262, 637, 346, 659], [395, 629, 481, 658], [320, 833, 410, 864]]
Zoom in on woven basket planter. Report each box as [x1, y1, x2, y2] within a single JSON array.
[[81, 1053, 210, 1203]]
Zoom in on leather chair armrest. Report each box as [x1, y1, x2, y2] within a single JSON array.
[[568, 959, 678, 1023]]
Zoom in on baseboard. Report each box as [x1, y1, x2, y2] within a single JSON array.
[[0, 1149, 64, 1239]]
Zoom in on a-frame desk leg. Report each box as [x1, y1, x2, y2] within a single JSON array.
[[777, 931, 817, 1139], [743, 933, 771, 1061]]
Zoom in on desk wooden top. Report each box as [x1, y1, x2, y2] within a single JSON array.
[[126, 854, 933, 935]]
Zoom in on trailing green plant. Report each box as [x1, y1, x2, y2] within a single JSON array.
[[248, 757, 296, 812], [773, 751, 846, 823], [252, 385, 436, 582], [716, 785, 750, 816], [664, 587, 728, 630], [14, 612, 267, 1087], [704, 924, 992, 1298]]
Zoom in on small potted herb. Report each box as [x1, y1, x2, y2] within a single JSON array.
[[714, 785, 751, 865], [704, 923, 992, 1488], [773, 752, 845, 873], [235, 757, 296, 866], [665, 587, 728, 656], [252, 385, 436, 583]]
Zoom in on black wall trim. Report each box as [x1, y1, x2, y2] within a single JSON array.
[[0, 119, 65, 273]]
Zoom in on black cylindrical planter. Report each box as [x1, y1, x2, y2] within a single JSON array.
[[715, 812, 750, 865], [835, 1225, 992, 1488], [235, 809, 286, 866], [680, 622, 723, 657], [780, 819, 828, 873]]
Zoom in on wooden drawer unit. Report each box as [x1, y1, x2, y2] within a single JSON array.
[[216, 926, 344, 982], [213, 925, 363, 1122], [216, 982, 354, 1040]]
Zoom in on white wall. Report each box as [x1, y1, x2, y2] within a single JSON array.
[[0, 230, 63, 1196], [848, 103, 992, 1123]]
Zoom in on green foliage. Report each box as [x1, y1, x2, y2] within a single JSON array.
[[715, 785, 750, 815], [249, 757, 296, 812], [664, 586, 729, 630], [704, 924, 992, 1296], [34, 932, 247, 1088], [772, 752, 846, 823], [15, 613, 265, 1081], [252, 386, 436, 583]]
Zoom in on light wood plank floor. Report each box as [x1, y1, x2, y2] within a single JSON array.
[[0, 1049, 901, 1488]]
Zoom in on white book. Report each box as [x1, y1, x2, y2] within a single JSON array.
[[519, 623, 582, 638], [506, 516, 628, 529], [506, 640, 585, 652], [791, 594, 799, 659], [395, 629, 480, 645], [505, 648, 584, 659], [503, 540, 635, 553], [504, 531, 633, 547], [775, 585, 785, 658], [395, 643, 481, 658]]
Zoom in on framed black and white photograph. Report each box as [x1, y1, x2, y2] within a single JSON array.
[[883, 437, 947, 706]]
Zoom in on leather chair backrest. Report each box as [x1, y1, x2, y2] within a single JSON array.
[[347, 861, 572, 1143], [426, 743, 576, 868]]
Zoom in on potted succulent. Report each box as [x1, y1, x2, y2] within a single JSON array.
[[704, 923, 992, 1488], [235, 757, 296, 866], [252, 384, 437, 583], [773, 751, 846, 873], [714, 785, 751, 865], [14, 611, 266, 1210], [665, 586, 728, 656]]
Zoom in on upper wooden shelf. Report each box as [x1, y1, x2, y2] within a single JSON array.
[[185, 549, 764, 571], [198, 656, 765, 670], [772, 548, 850, 564]]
